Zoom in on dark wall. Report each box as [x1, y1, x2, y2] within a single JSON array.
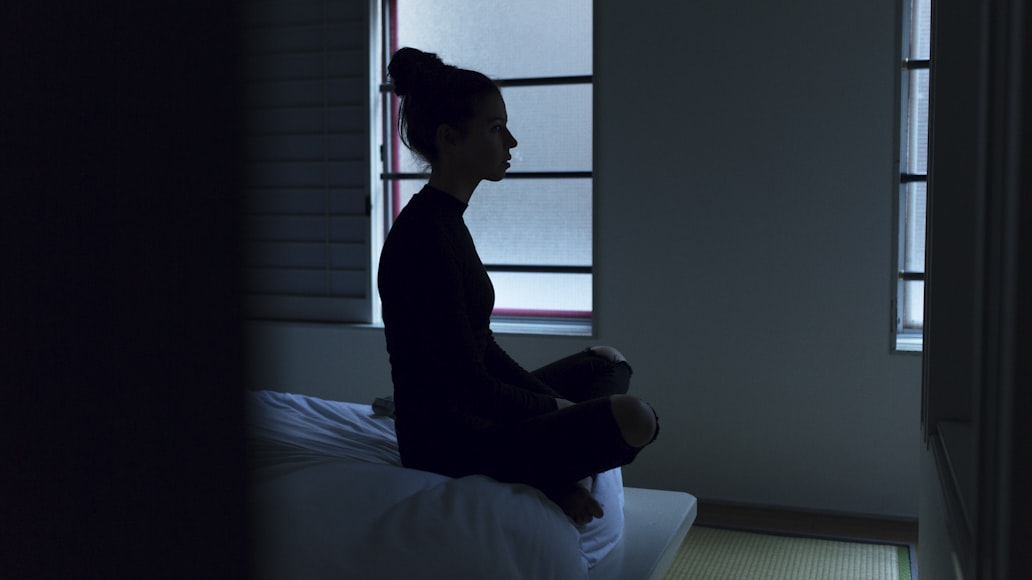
[[4, 2, 248, 577]]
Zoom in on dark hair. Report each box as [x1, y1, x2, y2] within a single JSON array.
[[387, 47, 501, 165]]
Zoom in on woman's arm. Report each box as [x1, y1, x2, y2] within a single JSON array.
[[482, 334, 561, 398], [380, 218, 558, 423]]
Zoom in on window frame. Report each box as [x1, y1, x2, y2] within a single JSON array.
[[893, 0, 931, 352], [371, 0, 595, 335]]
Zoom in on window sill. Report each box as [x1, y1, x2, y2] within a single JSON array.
[[256, 318, 594, 338], [490, 317, 593, 337]]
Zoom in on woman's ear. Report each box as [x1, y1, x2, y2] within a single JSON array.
[[436, 123, 460, 152]]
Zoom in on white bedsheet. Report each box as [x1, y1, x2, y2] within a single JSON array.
[[247, 390, 625, 579]]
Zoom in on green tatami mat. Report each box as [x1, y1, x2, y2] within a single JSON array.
[[664, 526, 914, 580]]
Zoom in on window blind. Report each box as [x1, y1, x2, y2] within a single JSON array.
[[240, 0, 371, 322]]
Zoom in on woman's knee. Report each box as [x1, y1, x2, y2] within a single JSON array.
[[609, 394, 657, 448], [590, 345, 627, 365]]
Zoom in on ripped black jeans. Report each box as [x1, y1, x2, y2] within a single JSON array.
[[532, 346, 635, 402], [425, 346, 659, 495]]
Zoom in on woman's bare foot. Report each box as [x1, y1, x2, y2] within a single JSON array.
[[554, 479, 603, 526]]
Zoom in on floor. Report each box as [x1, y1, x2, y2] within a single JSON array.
[[694, 502, 919, 549]]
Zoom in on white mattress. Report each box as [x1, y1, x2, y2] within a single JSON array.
[[247, 390, 629, 579]]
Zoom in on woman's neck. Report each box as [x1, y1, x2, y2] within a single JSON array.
[[428, 169, 480, 205]]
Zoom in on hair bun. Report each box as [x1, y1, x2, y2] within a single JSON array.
[[388, 47, 450, 97]]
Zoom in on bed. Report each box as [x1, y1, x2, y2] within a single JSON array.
[[248, 390, 696, 579]]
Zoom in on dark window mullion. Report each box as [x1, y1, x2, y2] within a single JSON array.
[[484, 265, 592, 274], [899, 271, 926, 281], [379, 75, 592, 94], [496, 75, 592, 87]]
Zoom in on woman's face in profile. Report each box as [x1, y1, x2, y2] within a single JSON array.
[[453, 93, 519, 183]]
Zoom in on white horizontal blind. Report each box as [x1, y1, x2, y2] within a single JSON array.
[[241, 0, 371, 322]]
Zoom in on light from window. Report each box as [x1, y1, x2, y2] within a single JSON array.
[[374, 0, 594, 329], [897, 0, 931, 349]]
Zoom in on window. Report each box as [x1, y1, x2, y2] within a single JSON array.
[[372, 0, 594, 335], [238, 0, 592, 332], [895, 0, 931, 351]]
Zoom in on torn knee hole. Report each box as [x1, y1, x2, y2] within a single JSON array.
[[610, 395, 657, 448], [590, 345, 627, 364]]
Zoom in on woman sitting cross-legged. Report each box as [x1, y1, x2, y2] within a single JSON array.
[[377, 47, 659, 525]]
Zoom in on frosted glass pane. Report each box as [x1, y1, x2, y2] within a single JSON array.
[[394, 131, 428, 173], [911, 0, 931, 60], [392, 84, 592, 174], [466, 179, 591, 267], [904, 182, 926, 272], [489, 272, 592, 313], [504, 85, 592, 172], [387, 178, 591, 267], [394, 0, 592, 78], [903, 280, 924, 328], [907, 69, 929, 174]]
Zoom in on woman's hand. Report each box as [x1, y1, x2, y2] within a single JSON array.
[[555, 398, 575, 410], [555, 478, 604, 526]]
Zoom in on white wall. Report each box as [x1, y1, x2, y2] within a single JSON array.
[[247, 0, 922, 519]]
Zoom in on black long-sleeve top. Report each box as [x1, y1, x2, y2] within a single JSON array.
[[378, 185, 559, 452]]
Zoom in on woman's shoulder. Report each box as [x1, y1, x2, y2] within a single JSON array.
[[382, 205, 458, 267], [396, 188, 468, 233], [391, 199, 453, 241]]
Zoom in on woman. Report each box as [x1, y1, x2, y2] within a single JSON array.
[[378, 47, 658, 525]]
